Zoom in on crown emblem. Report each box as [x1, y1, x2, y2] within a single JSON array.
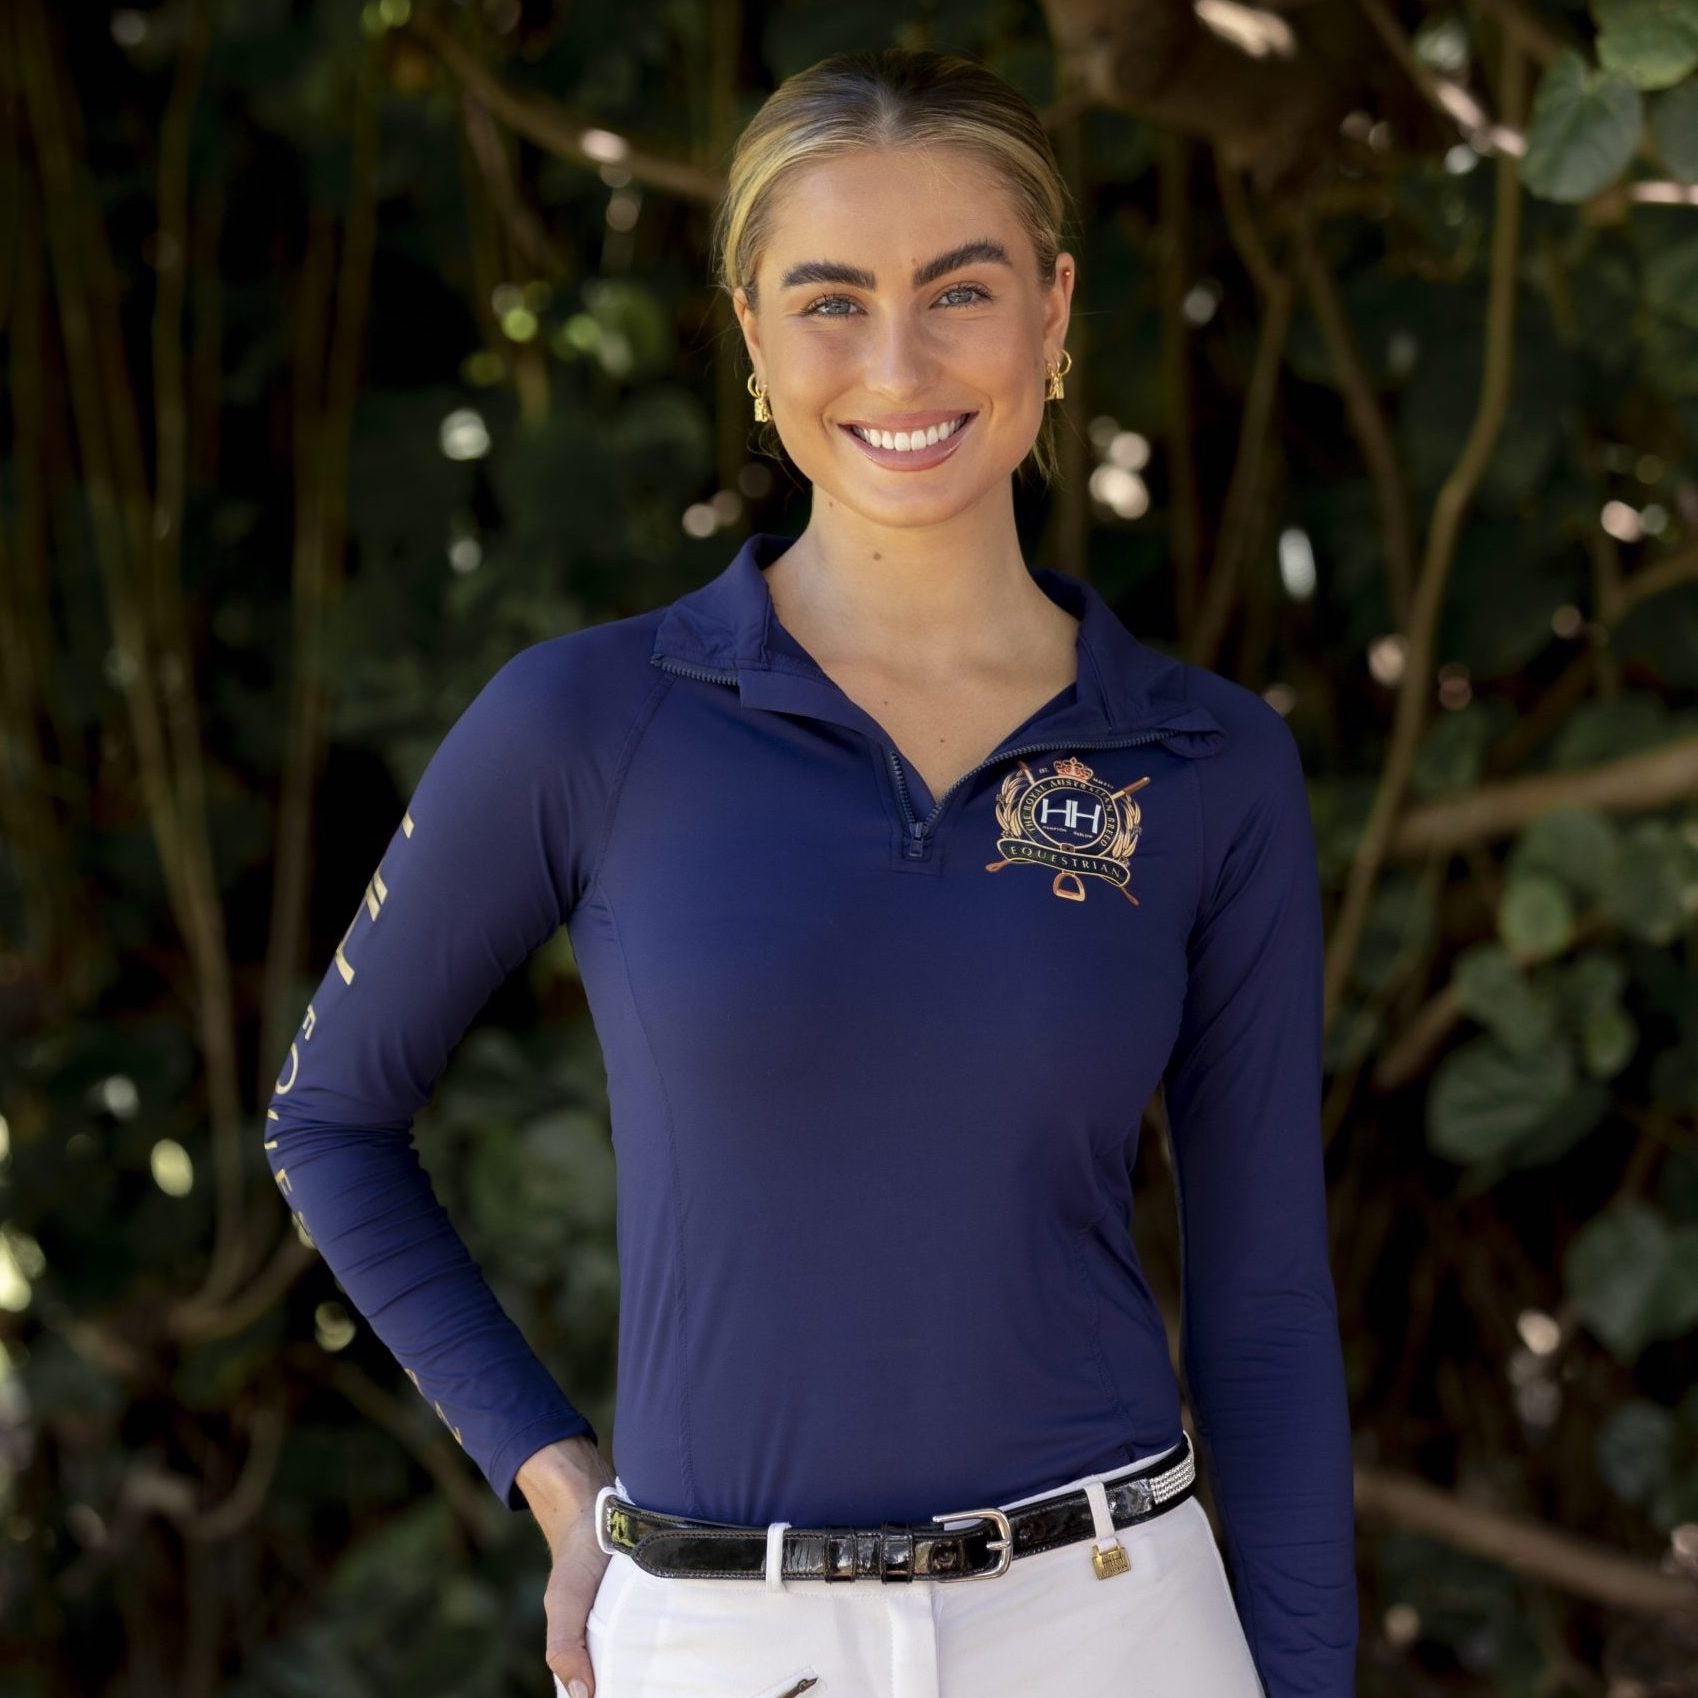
[[985, 753, 1150, 905]]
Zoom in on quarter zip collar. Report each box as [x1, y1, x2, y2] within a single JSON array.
[[649, 530, 1227, 759]]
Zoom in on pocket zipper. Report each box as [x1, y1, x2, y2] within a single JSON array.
[[753, 1673, 819, 1698]]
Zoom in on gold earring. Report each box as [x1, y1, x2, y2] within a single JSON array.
[[747, 371, 770, 423], [1045, 348, 1073, 402]]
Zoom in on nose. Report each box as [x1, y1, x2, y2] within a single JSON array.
[[861, 308, 935, 398]]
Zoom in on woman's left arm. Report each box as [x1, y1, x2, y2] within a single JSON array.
[[1161, 694, 1359, 1698]]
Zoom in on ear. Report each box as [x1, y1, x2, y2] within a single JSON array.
[[1043, 253, 1075, 360], [732, 285, 764, 380]]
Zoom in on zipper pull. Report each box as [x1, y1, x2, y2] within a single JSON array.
[[906, 820, 929, 859]]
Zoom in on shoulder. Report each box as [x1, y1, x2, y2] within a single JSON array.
[[1176, 660, 1305, 788], [1169, 659, 1312, 865], [430, 610, 674, 834], [429, 611, 674, 896], [1176, 660, 1300, 767], [476, 608, 671, 740]]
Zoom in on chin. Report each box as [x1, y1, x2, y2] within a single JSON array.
[[812, 480, 992, 530], [790, 449, 1020, 524]]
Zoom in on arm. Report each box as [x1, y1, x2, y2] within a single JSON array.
[[1161, 702, 1359, 1696], [265, 645, 599, 1512]]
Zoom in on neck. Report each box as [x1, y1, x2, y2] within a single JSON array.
[[765, 485, 1073, 676]]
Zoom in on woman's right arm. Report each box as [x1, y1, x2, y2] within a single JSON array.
[[264, 642, 607, 1514]]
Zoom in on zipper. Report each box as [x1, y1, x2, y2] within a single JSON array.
[[652, 655, 740, 686], [889, 730, 1182, 861], [652, 653, 1187, 865]]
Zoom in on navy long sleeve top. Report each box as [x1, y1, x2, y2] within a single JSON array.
[[265, 529, 1358, 1695]]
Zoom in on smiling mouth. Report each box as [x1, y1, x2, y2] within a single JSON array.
[[842, 411, 975, 453]]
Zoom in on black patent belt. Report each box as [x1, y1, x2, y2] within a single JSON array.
[[596, 1430, 1197, 1584]]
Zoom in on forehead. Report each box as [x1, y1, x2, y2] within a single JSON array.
[[760, 147, 1026, 272]]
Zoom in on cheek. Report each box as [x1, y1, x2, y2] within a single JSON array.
[[922, 325, 1042, 422], [775, 331, 859, 393], [970, 321, 1041, 387]]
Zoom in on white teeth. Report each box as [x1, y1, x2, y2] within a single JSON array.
[[852, 413, 968, 452]]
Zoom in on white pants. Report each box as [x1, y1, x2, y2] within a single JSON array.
[[556, 1440, 1267, 1697]]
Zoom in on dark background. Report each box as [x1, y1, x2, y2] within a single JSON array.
[[3, 0, 1698, 1692]]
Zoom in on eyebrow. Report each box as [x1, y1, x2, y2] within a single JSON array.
[[778, 238, 1012, 292]]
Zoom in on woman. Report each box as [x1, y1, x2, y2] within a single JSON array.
[[264, 46, 1357, 1698]]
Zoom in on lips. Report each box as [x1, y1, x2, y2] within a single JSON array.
[[840, 410, 977, 470]]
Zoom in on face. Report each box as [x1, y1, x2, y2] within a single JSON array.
[[731, 145, 1074, 528]]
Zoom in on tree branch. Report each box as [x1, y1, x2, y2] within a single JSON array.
[[1291, 213, 1416, 629], [167, 1227, 319, 1343], [1187, 161, 1298, 669], [1355, 1460, 1698, 1619], [1039, 0, 1373, 196], [15, 0, 254, 1311], [1156, 130, 1205, 637], [1391, 733, 1698, 860], [1321, 35, 1528, 1030], [406, 11, 723, 205], [250, 46, 383, 1288], [318, 1352, 499, 1544], [1370, 907, 1614, 1093]]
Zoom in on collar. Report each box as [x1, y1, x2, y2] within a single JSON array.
[[648, 531, 1227, 757]]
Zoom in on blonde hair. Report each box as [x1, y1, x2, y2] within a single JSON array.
[[712, 48, 1076, 488]]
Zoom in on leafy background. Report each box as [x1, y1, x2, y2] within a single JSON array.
[[4, 0, 1698, 1692]]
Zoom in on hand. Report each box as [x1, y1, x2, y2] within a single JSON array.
[[543, 1523, 611, 1698], [518, 1435, 617, 1698]]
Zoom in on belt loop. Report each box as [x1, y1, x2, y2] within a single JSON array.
[[594, 1480, 622, 1558], [764, 1520, 792, 1591], [1082, 1477, 1131, 1579], [1082, 1478, 1118, 1543]]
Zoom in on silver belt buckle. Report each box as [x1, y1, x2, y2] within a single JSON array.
[[928, 1506, 1013, 1579]]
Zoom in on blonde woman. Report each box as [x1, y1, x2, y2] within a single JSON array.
[[266, 46, 1357, 1698]]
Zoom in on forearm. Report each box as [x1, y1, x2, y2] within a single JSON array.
[[1185, 1295, 1358, 1694], [268, 1117, 596, 1506]]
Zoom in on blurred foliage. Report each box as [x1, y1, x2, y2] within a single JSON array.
[[3, 0, 1698, 1695]]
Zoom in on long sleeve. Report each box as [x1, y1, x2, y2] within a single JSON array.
[[1160, 698, 1359, 1695], [264, 643, 601, 1512]]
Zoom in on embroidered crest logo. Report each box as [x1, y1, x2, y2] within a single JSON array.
[[984, 754, 1151, 904]]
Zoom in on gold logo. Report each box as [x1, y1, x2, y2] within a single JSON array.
[[985, 755, 1151, 904]]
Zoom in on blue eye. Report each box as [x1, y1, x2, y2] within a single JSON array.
[[800, 283, 992, 317]]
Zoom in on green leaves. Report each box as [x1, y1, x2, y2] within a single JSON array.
[[1522, 48, 1644, 202], [1521, 12, 1698, 201], [1427, 1031, 1603, 1165], [1508, 806, 1621, 901], [1644, 236, 1698, 336], [1592, 1391, 1698, 1535], [1410, 702, 1504, 799], [1498, 871, 1576, 957], [1549, 692, 1680, 768], [1583, 1003, 1641, 1076], [1605, 820, 1697, 942], [1453, 943, 1561, 1055], [1424, 782, 1694, 1173], [1353, 871, 1438, 994], [568, 277, 677, 381], [1597, 1397, 1676, 1501], [1565, 1200, 1698, 1357], [1649, 75, 1698, 175], [1594, 0, 1698, 90]]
